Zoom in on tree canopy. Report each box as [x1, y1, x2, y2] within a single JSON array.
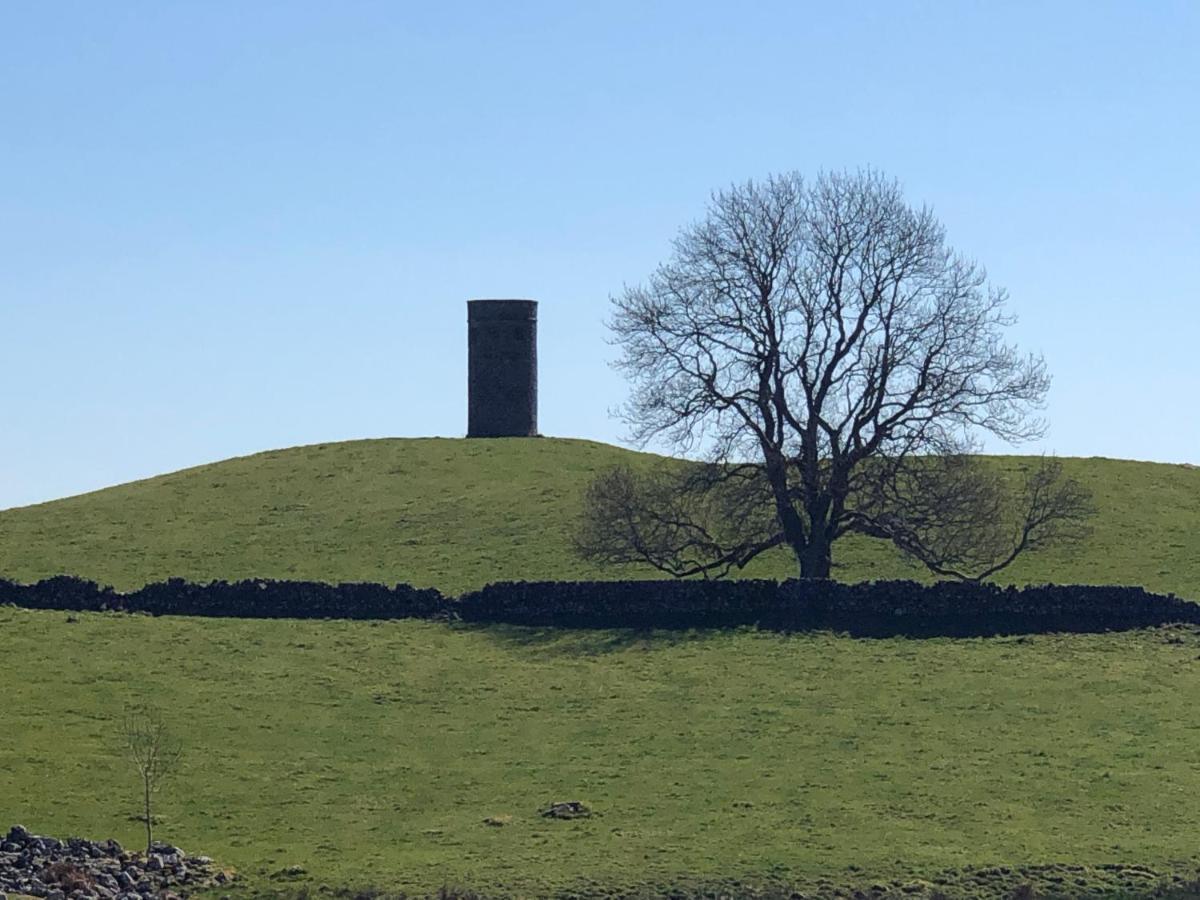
[[577, 170, 1093, 580]]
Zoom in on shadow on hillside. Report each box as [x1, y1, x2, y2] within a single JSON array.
[[454, 619, 1200, 652], [453, 621, 732, 656], [277, 865, 1200, 900]]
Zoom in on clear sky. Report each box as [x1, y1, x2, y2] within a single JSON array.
[[2, 1, 1197, 510]]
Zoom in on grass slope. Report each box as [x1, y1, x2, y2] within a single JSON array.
[[0, 437, 1198, 597], [3, 608, 1200, 897], [3, 441, 1200, 897]]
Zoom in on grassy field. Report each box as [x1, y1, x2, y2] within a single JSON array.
[[0, 437, 1198, 597], [3, 438, 1200, 897], [4, 606, 1200, 898]]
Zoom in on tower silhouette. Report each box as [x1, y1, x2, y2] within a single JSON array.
[[467, 299, 538, 437]]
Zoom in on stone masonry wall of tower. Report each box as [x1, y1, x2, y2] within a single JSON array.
[[467, 299, 538, 437]]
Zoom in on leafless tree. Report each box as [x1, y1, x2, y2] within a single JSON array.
[[576, 462, 780, 578], [577, 170, 1094, 580], [122, 704, 183, 854]]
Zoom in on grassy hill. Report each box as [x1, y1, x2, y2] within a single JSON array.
[[4, 439, 1200, 897], [0, 437, 1197, 596]]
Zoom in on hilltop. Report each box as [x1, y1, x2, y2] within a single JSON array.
[[0, 437, 1197, 596]]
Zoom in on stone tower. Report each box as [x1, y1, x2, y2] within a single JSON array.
[[467, 299, 538, 437]]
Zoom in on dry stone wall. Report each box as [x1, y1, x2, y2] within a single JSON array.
[[1, 575, 1198, 637]]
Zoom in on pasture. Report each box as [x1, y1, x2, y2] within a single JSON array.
[[3, 607, 1200, 897], [3, 437, 1200, 897], [0, 438, 1197, 597]]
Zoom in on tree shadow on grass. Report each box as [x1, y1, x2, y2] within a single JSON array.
[[453, 617, 1200, 648], [452, 621, 743, 656]]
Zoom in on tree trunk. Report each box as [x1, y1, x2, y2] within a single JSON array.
[[144, 777, 153, 853], [797, 544, 831, 578], [796, 528, 832, 579], [764, 454, 815, 577]]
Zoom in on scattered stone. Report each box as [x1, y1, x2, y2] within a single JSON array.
[[0, 824, 225, 899], [539, 801, 591, 819], [482, 815, 512, 827]]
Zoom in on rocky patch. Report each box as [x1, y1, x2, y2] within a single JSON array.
[[539, 801, 591, 820], [0, 825, 230, 900]]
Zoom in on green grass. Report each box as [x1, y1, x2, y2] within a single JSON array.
[[0, 437, 1198, 597], [3, 607, 1200, 897], [3, 438, 1200, 896]]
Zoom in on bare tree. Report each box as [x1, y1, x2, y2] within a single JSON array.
[[576, 462, 781, 578], [122, 705, 183, 854], [578, 170, 1094, 580]]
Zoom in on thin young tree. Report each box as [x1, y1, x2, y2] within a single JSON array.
[[122, 704, 183, 854], [577, 170, 1093, 580]]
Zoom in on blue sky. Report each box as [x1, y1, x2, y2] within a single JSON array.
[[2, 1, 1197, 510]]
